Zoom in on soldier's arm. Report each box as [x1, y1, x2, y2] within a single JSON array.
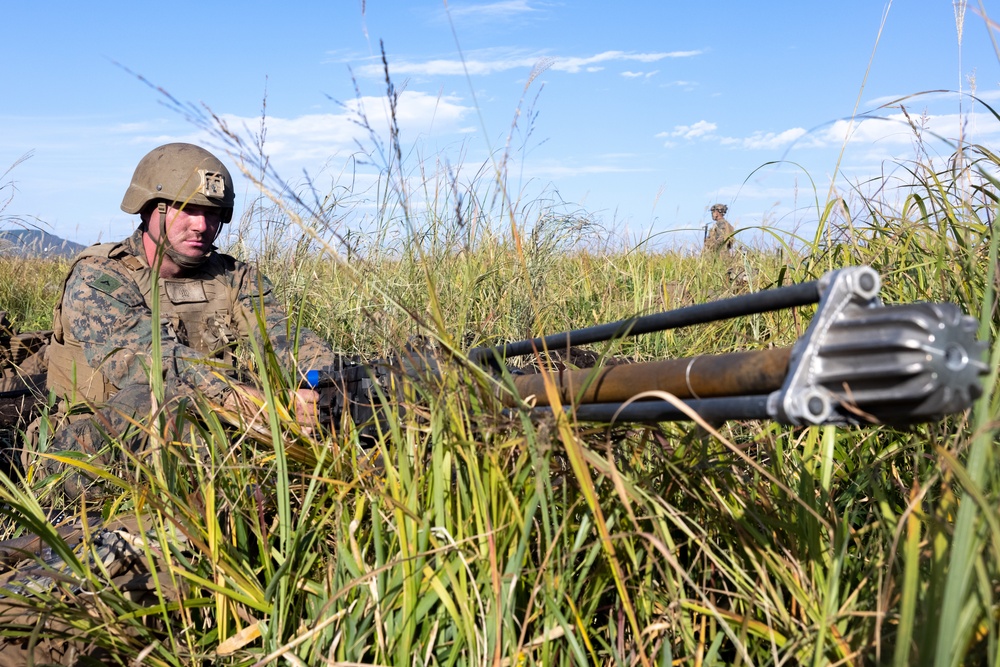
[[60, 259, 233, 399]]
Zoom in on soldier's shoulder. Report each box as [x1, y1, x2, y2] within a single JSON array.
[[68, 253, 135, 283], [63, 255, 144, 308]]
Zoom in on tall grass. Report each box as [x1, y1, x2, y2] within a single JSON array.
[[0, 151, 995, 666], [0, 256, 65, 331], [2, 57, 1000, 667]]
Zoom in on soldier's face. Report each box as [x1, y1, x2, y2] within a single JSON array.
[[154, 204, 223, 257]]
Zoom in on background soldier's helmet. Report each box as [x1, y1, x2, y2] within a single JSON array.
[[120, 143, 235, 223], [711, 204, 728, 215]]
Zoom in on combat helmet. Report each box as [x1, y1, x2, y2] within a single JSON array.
[[121, 143, 234, 223], [710, 203, 728, 215]]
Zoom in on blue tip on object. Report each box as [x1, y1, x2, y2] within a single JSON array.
[[305, 370, 320, 388]]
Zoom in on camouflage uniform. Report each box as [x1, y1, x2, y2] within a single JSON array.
[[46, 228, 335, 403], [703, 204, 735, 254], [33, 144, 341, 501], [8, 142, 346, 662], [36, 227, 340, 499]]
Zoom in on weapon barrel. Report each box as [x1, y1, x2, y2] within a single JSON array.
[[536, 395, 773, 423], [470, 280, 820, 365], [0, 388, 33, 400], [508, 347, 792, 407]]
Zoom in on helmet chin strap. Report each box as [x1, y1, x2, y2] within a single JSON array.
[[152, 202, 216, 269]]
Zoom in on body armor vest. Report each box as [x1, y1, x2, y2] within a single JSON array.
[[47, 243, 240, 404]]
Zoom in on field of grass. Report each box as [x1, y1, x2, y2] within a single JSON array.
[[1, 74, 999, 667]]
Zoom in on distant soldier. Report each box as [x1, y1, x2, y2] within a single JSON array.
[[703, 203, 735, 254]]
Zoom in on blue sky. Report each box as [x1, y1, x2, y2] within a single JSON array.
[[2, 1, 998, 250]]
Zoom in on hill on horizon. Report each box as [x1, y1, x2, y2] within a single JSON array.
[[0, 229, 86, 259]]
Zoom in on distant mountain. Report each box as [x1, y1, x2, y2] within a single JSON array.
[[0, 229, 87, 259]]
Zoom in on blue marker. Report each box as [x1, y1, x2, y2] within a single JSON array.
[[305, 369, 321, 389]]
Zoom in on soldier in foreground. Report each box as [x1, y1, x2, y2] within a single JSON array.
[[703, 203, 735, 254], [33, 142, 341, 500]]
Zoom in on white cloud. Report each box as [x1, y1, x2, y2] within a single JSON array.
[[356, 49, 701, 78], [809, 111, 1000, 149], [373, 57, 527, 77], [622, 70, 659, 79], [206, 91, 474, 176], [525, 162, 647, 178], [863, 90, 958, 109], [550, 50, 698, 74], [975, 90, 1000, 101], [720, 127, 809, 150], [668, 120, 718, 140], [447, 0, 538, 19], [685, 110, 1000, 154]]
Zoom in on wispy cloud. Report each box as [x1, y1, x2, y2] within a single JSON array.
[[446, 0, 539, 20], [551, 51, 697, 74], [526, 162, 648, 178], [209, 91, 474, 168], [356, 49, 701, 78], [660, 120, 718, 141], [719, 128, 808, 150], [863, 90, 958, 109], [810, 111, 1000, 149], [622, 70, 659, 79], [666, 111, 1000, 153]]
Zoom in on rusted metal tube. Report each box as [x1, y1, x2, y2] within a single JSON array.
[[508, 347, 793, 407]]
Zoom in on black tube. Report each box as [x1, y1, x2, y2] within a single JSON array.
[[0, 388, 33, 401], [529, 395, 772, 423], [471, 280, 820, 364]]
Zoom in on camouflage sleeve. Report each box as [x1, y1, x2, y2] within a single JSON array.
[[231, 266, 341, 379], [60, 258, 232, 399]]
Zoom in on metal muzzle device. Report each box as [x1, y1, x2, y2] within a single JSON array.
[[470, 266, 989, 427]]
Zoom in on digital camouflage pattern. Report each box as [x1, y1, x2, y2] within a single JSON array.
[[37, 228, 341, 500], [49, 229, 336, 402], [0, 142, 345, 662], [0, 512, 177, 666], [36, 385, 186, 501]]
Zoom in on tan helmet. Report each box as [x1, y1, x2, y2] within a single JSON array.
[[710, 203, 728, 215], [121, 143, 235, 223]]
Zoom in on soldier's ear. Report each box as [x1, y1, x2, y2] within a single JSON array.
[[138, 202, 158, 229]]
